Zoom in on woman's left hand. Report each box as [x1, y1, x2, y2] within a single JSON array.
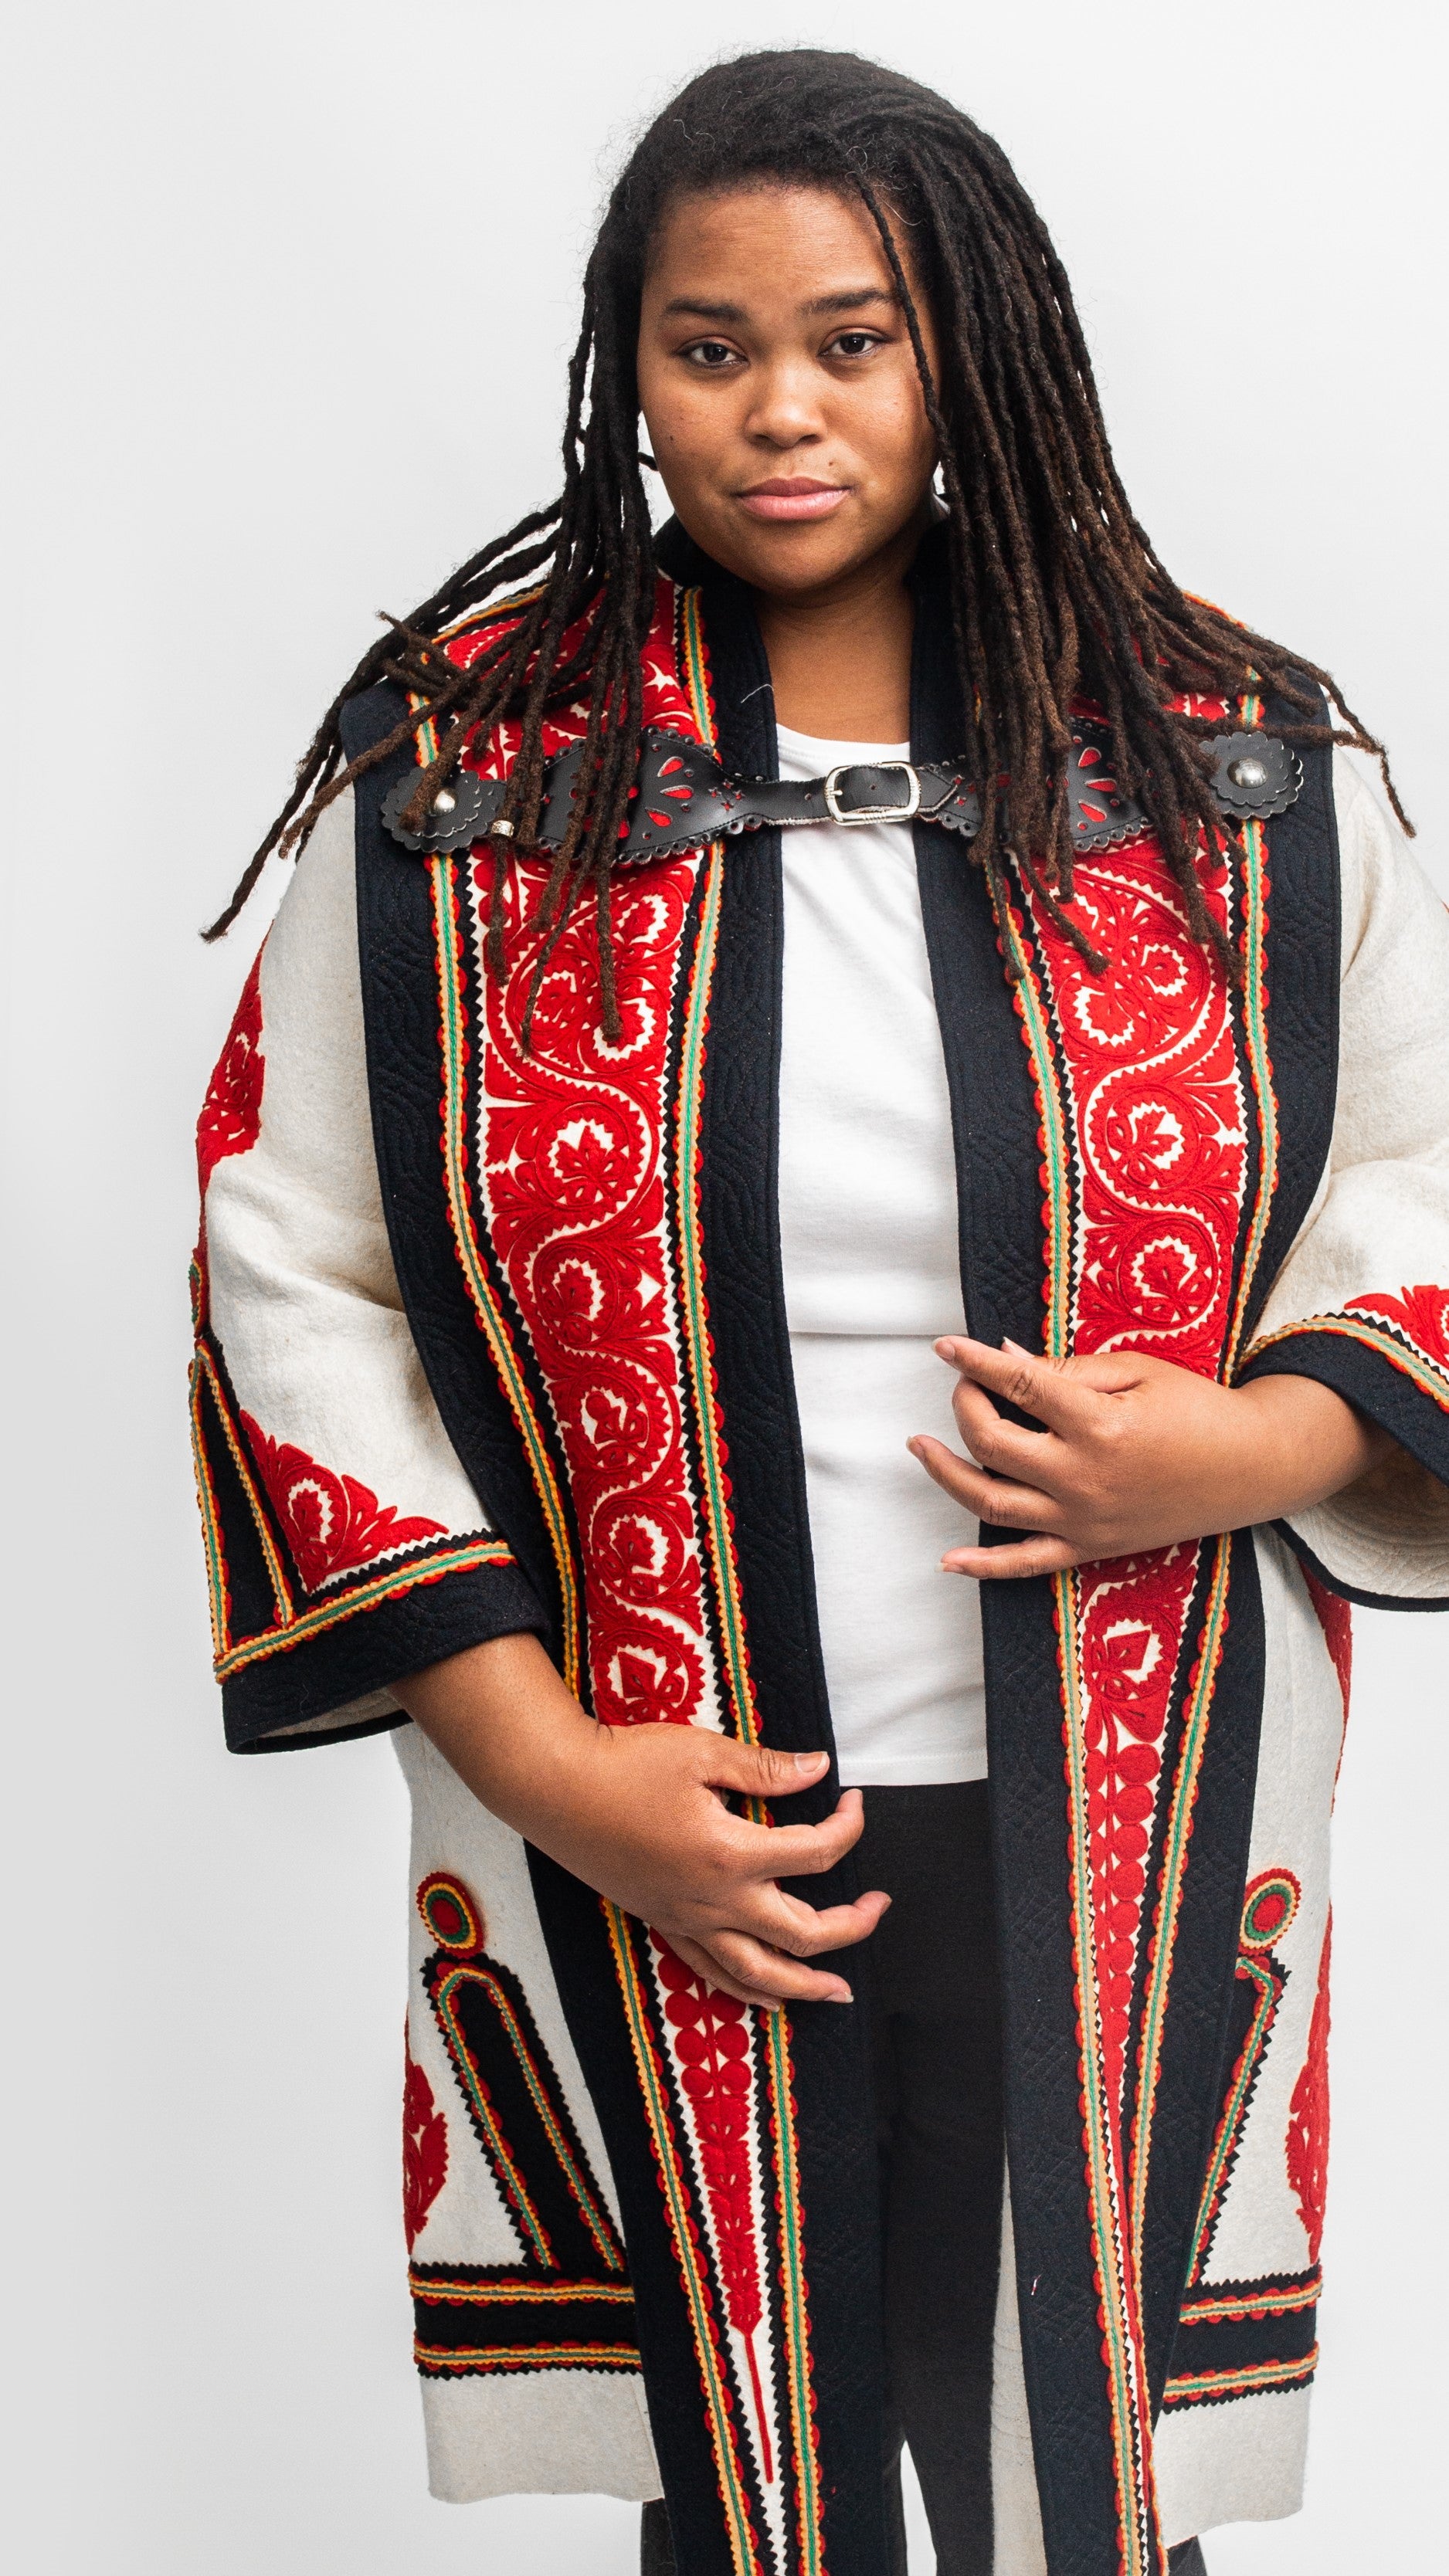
[[909, 1335, 1393, 1581]]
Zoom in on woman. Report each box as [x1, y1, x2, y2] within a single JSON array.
[[190, 48, 1449, 2576]]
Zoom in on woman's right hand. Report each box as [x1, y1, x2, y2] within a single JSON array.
[[396, 1631, 889, 2011]]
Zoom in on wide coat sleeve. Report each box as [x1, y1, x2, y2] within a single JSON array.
[[190, 790, 544, 1750], [1240, 752, 1449, 1604]]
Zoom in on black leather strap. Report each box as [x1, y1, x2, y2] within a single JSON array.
[[382, 717, 1302, 866]]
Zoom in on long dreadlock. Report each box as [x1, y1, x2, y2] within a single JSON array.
[[205, 48, 1408, 1031]]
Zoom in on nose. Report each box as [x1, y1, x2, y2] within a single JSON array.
[[741, 354, 826, 455]]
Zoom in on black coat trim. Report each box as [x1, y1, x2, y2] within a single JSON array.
[[909, 555, 1122, 2576], [1164, 2293, 1317, 2387], [693, 576, 840, 1788], [689, 569, 891, 2576], [344, 684, 555, 1649], [410, 2276, 640, 2368], [195, 1347, 291, 1672], [1235, 686, 1341, 1349]]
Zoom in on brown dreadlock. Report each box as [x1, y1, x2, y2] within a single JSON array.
[[205, 48, 1408, 1032]]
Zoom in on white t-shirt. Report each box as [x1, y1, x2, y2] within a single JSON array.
[[775, 724, 986, 1787]]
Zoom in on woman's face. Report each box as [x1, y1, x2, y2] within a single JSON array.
[[636, 182, 940, 598]]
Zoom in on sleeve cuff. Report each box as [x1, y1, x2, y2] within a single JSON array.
[[222, 1557, 548, 1751], [1240, 1318, 1449, 1607]]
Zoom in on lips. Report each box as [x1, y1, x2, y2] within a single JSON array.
[[735, 477, 851, 522]]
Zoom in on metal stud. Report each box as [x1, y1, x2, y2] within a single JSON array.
[[1227, 755, 1269, 791]]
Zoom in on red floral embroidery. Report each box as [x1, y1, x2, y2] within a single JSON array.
[[239, 1411, 446, 1591], [656, 1941, 773, 2483], [404, 2025, 449, 2251], [197, 949, 265, 1191], [1077, 1550, 1200, 2106], [1286, 1918, 1332, 2262], [1345, 1283, 1449, 1371]]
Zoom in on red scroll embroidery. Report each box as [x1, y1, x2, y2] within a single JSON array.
[[477, 865, 711, 1724], [1054, 851, 1243, 1371], [197, 948, 265, 1191], [467, 590, 718, 1734], [239, 1412, 446, 1591], [1022, 830, 1247, 2115]]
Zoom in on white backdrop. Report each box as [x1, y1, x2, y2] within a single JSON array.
[[4, 5, 1446, 2570]]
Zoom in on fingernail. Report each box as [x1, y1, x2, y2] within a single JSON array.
[[934, 1337, 956, 1359], [793, 1750, 827, 1771], [825, 1986, 853, 2004]]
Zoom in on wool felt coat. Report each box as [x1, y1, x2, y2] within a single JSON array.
[[191, 538, 1449, 2576]]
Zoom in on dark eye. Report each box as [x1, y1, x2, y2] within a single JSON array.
[[827, 330, 884, 360], [683, 339, 740, 370]]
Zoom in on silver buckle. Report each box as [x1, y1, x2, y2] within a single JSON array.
[[821, 760, 921, 827]]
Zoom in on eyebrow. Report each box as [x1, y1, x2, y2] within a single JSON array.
[[658, 286, 897, 324], [659, 297, 748, 323], [803, 287, 896, 316]]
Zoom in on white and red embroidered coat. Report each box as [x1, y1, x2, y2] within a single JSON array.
[[192, 541, 1449, 2576]]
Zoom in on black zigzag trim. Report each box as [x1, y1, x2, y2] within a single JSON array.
[[410, 2265, 640, 2373], [1162, 2274, 1318, 2408]]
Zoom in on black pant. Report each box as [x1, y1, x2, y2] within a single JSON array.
[[641, 1786, 1205, 2574], [862, 1783, 1004, 2576]]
